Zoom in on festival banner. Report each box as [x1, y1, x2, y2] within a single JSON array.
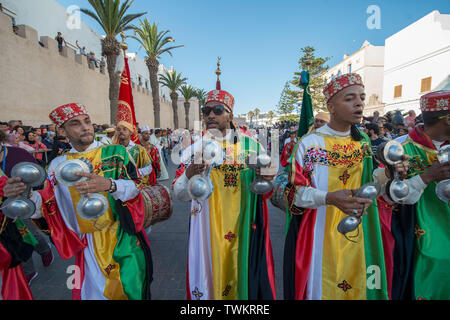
[[117, 55, 140, 144]]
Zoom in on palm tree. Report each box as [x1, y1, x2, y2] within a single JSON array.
[[80, 0, 146, 124], [247, 110, 255, 126], [130, 18, 184, 128], [195, 88, 207, 122], [267, 110, 275, 125], [253, 108, 260, 126], [159, 69, 187, 128], [179, 85, 197, 129]]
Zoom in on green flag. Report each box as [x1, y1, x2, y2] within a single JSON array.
[[297, 71, 314, 139]]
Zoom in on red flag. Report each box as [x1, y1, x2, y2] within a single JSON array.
[[116, 56, 140, 143]]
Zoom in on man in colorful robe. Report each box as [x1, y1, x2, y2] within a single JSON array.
[[140, 126, 161, 185], [280, 129, 297, 170], [172, 66, 276, 300], [0, 140, 39, 300], [382, 90, 450, 300], [113, 121, 153, 188], [4, 103, 153, 300], [283, 73, 389, 300]]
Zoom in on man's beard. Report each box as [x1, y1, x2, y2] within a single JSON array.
[[72, 133, 94, 146]]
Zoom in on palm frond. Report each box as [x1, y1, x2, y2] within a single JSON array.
[[81, 0, 146, 37]]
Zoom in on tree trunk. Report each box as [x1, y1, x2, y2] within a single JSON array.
[[170, 92, 179, 129], [102, 36, 121, 124], [184, 101, 190, 129], [147, 57, 161, 128]]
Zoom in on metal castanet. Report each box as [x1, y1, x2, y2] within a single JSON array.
[[270, 172, 289, 212], [336, 182, 380, 240], [187, 139, 224, 202], [141, 184, 173, 228], [248, 153, 274, 195], [76, 193, 109, 220], [337, 216, 362, 241], [54, 158, 92, 187], [2, 162, 45, 219], [378, 140, 410, 203], [11, 161, 46, 187], [54, 158, 109, 220]]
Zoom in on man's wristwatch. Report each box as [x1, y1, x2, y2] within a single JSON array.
[[107, 178, 117, 193]]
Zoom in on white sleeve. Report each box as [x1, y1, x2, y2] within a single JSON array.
[[110, 179, 139, 202], [30, 191, 43, 219], [173, 172, 193, 202], [399, 175, 428, 205], [294, 186, 328, 209], [138, 164, 153, 177]]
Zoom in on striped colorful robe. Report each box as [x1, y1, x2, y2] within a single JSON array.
[[388, 127, 450, 300], [142, 143, 161, 186], [173, 133, 276, 300], [37, 142, 152, 300], [0, 176, 38, 300], [0, 148, 39, 300], [284, 128, 388, 300], [127, 142, 153, 187]]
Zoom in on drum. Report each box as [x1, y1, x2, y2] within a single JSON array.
[[270, 172, 289, 212], [141, 184, 173, 228]]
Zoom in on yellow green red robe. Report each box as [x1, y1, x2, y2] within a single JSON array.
[[387, 126, 450, 300], [173, 132, 276, 300], [284, 128, 388, 300], [38, 143, 152, 300]]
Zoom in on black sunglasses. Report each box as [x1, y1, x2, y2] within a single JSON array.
[[201, 105, 227, 116]]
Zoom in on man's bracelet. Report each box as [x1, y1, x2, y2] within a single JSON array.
[[107, 178, 117, 193]]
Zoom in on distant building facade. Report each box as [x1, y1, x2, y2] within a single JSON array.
[[382, 10, 450, 115], [324, 40, 385, 116]]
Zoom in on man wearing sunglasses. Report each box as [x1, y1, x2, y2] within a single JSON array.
[[172, 64, 276, 300]]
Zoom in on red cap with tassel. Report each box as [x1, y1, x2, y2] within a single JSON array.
[[205, 57, 235, 113]]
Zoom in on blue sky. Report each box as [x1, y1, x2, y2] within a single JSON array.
[[55, 0, 450, 115]]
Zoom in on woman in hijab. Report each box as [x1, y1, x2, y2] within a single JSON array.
[[4, 132, 35, 152]]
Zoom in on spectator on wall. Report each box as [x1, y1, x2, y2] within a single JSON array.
[[89, 52, 98, 67], [55, 32, 66, 52], [75, 40, 87, 56]]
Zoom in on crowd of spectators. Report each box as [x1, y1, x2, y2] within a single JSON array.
[[0, 119, 177, 169]]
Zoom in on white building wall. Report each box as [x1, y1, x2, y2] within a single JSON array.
[[383, 10, 450, 114], [2, 0, 171, 97], [2, 0, 103, 58], [324, 41, 385, 115]]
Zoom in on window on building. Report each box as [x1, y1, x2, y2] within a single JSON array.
[[394, 85, 402, 98], [337, 70, 342, 76], [420, 77, 432, 93], [348, 63, 352, 73], [138, 76, 142, 87]]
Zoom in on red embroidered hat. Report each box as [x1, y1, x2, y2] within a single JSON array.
[[49, 103, 89, 127], [420, 90, 450, 112], [323, 73, 365, 103], [204, 58, 235, 113]]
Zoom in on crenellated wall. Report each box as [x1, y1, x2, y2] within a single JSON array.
[[0, 11, 199, 129]]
